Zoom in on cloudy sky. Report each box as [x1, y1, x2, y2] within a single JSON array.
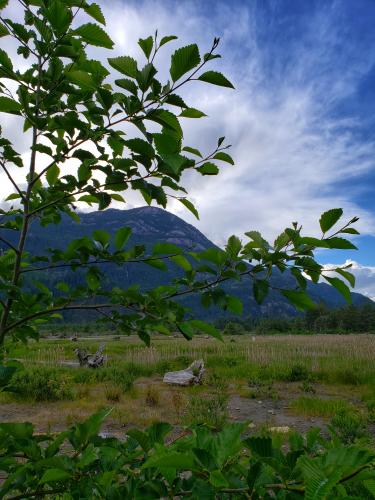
[[1, 0, 375, 298]]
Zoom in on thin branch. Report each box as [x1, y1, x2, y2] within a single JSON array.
[[0, 236, 19, 254], [0, 160, 26, 203]]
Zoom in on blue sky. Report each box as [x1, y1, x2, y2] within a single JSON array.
[[1, 0, 375, 298]]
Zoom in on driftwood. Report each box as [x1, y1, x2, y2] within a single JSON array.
[[74, 344, 105, 368], [163, 360, 205, 386]]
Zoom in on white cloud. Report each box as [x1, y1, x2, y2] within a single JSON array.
[[323, 260, 375, 301], [1, 0, 375, 249]]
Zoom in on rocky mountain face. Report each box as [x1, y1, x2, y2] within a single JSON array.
[[1, 206, 370, 321]]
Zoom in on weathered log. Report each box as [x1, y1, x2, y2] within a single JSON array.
[[74, 344, 105, 368], [163, 359, 205, 386]]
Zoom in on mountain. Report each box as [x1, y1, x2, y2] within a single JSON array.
[[1, 207, 371, 320]]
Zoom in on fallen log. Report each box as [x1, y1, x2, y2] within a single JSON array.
[[163, 360, 205, 386]]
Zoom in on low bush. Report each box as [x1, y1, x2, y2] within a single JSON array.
[[329, 409, 370, 444], [185, 392, 228, 429], [291, 396, 351, 417], [1, 411, 375, 499], [10, 366, 74, 402], [285, 364, 311, 382]]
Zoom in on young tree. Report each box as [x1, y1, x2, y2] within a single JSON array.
[[0, 0, 359, 352]]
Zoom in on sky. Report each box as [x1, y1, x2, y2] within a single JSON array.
[[1, 0, 375, 298]]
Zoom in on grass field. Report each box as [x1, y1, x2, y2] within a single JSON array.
[[2, 334, 375, 440]]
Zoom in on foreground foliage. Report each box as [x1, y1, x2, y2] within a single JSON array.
[[0, 409, 375, 499]]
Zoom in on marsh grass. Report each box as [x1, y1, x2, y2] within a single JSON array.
[[290, 396, 352, 417]]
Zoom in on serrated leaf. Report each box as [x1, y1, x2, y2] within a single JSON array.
[[197, 162, 219, 175], [182, 146, 202, 157], [179, 107, 206, 118], [0, 47, 12, 71], [0, 1, 9, 10], [0, 96, 21, 115], [213, 151, 234, 164], [138, 35, 153, 59], [108, 56, 138, 78], [84, 3, 105, 25], [340, 227, 360, 235], [115, 78, 138, 95], [198, 70, 234, 88], [160, 35, 178, 47], [319, 208, 343, 233], [325, 237, 357, 250], [164, 93, 187, 107], [179, 198, 199, 219], [0, 23, 9, 38], [170, 44, 200, 82], [153, 242, 183, 255], [335, 268, 355, 287], [114, 227, 131, 251], [66, 70, 97, 90], [282, 290, 316, 311], [75, 22, 113, 48], [125, 138, 154, 158], [209, 470, 229, 488], [324, 276, 352, 303]]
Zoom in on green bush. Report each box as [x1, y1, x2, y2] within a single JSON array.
[[285, 364, 310, 382], [10, 367, 74, 402], [329, 409, 369, 444], [185, 392, 228, 429]]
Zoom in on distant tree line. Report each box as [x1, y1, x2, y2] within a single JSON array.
[[215, 303, 375, 335]]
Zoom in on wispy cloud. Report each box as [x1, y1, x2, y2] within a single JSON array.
[[324, 260, 375, 301], [1, 0, 375, 251]]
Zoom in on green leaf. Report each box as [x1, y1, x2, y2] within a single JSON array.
[[159, 35, 178, 47], [108, 56, 138, 78], [0, 1, 9, 10], [324, 276, 352, 303], [179, 108, 206, 118], [93, 229, 110, 246], [143, 451, 194, 470], [45, 0, 71, 34], [145, 258, 167, 271], [227, 295, 243, 314], [209, 470, 229, 488], [46, 164, 60, 186], [340, 227, 360, 235], [325, 237, 357, 250], [245, 436, 273, 457], [114, 227, 132, 251], [198, 70, 234, 88], [197, 162, 219, 175], [0, 96, 21, 115], [171, 255, 192, 271], [213, 151, 234, 164], [115, 78, 138, 95], [164, 93, 187, 107], [75, 22, 113, 48], [170, 44, 200, 82], [189, 320, 222, 340], [40, 468, 70, 484], [138, 35, 153, 59], [125, 138, 154, 158], [153, 242, 183, 255], [0, 23, 9, 37], [282, 290, 316, 311], [253, 280, 269, 304], [335, 268, 355, 287], [84, 3, 106, 25], [319, 208, 343, 233], [0, 48, 12, 71], [66, 70, 97, 90], [182, 146, 202, 157], [86, 267, 100, 290], [179, 198, 199, 219], [154, 133, 180, 155]]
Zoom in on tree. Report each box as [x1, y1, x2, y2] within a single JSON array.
[[0, 0, 359, 352]]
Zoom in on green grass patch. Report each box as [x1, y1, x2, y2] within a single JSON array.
[[290, 396, 352, 417]]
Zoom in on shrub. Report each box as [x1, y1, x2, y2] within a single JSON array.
[[105, 384, 122, 403], [185, 392, 228, 429], [285, 364, 310, 382], [10, 367, 74, 402], [329, 409, 369, 444], [145, 386, 160, 407]]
